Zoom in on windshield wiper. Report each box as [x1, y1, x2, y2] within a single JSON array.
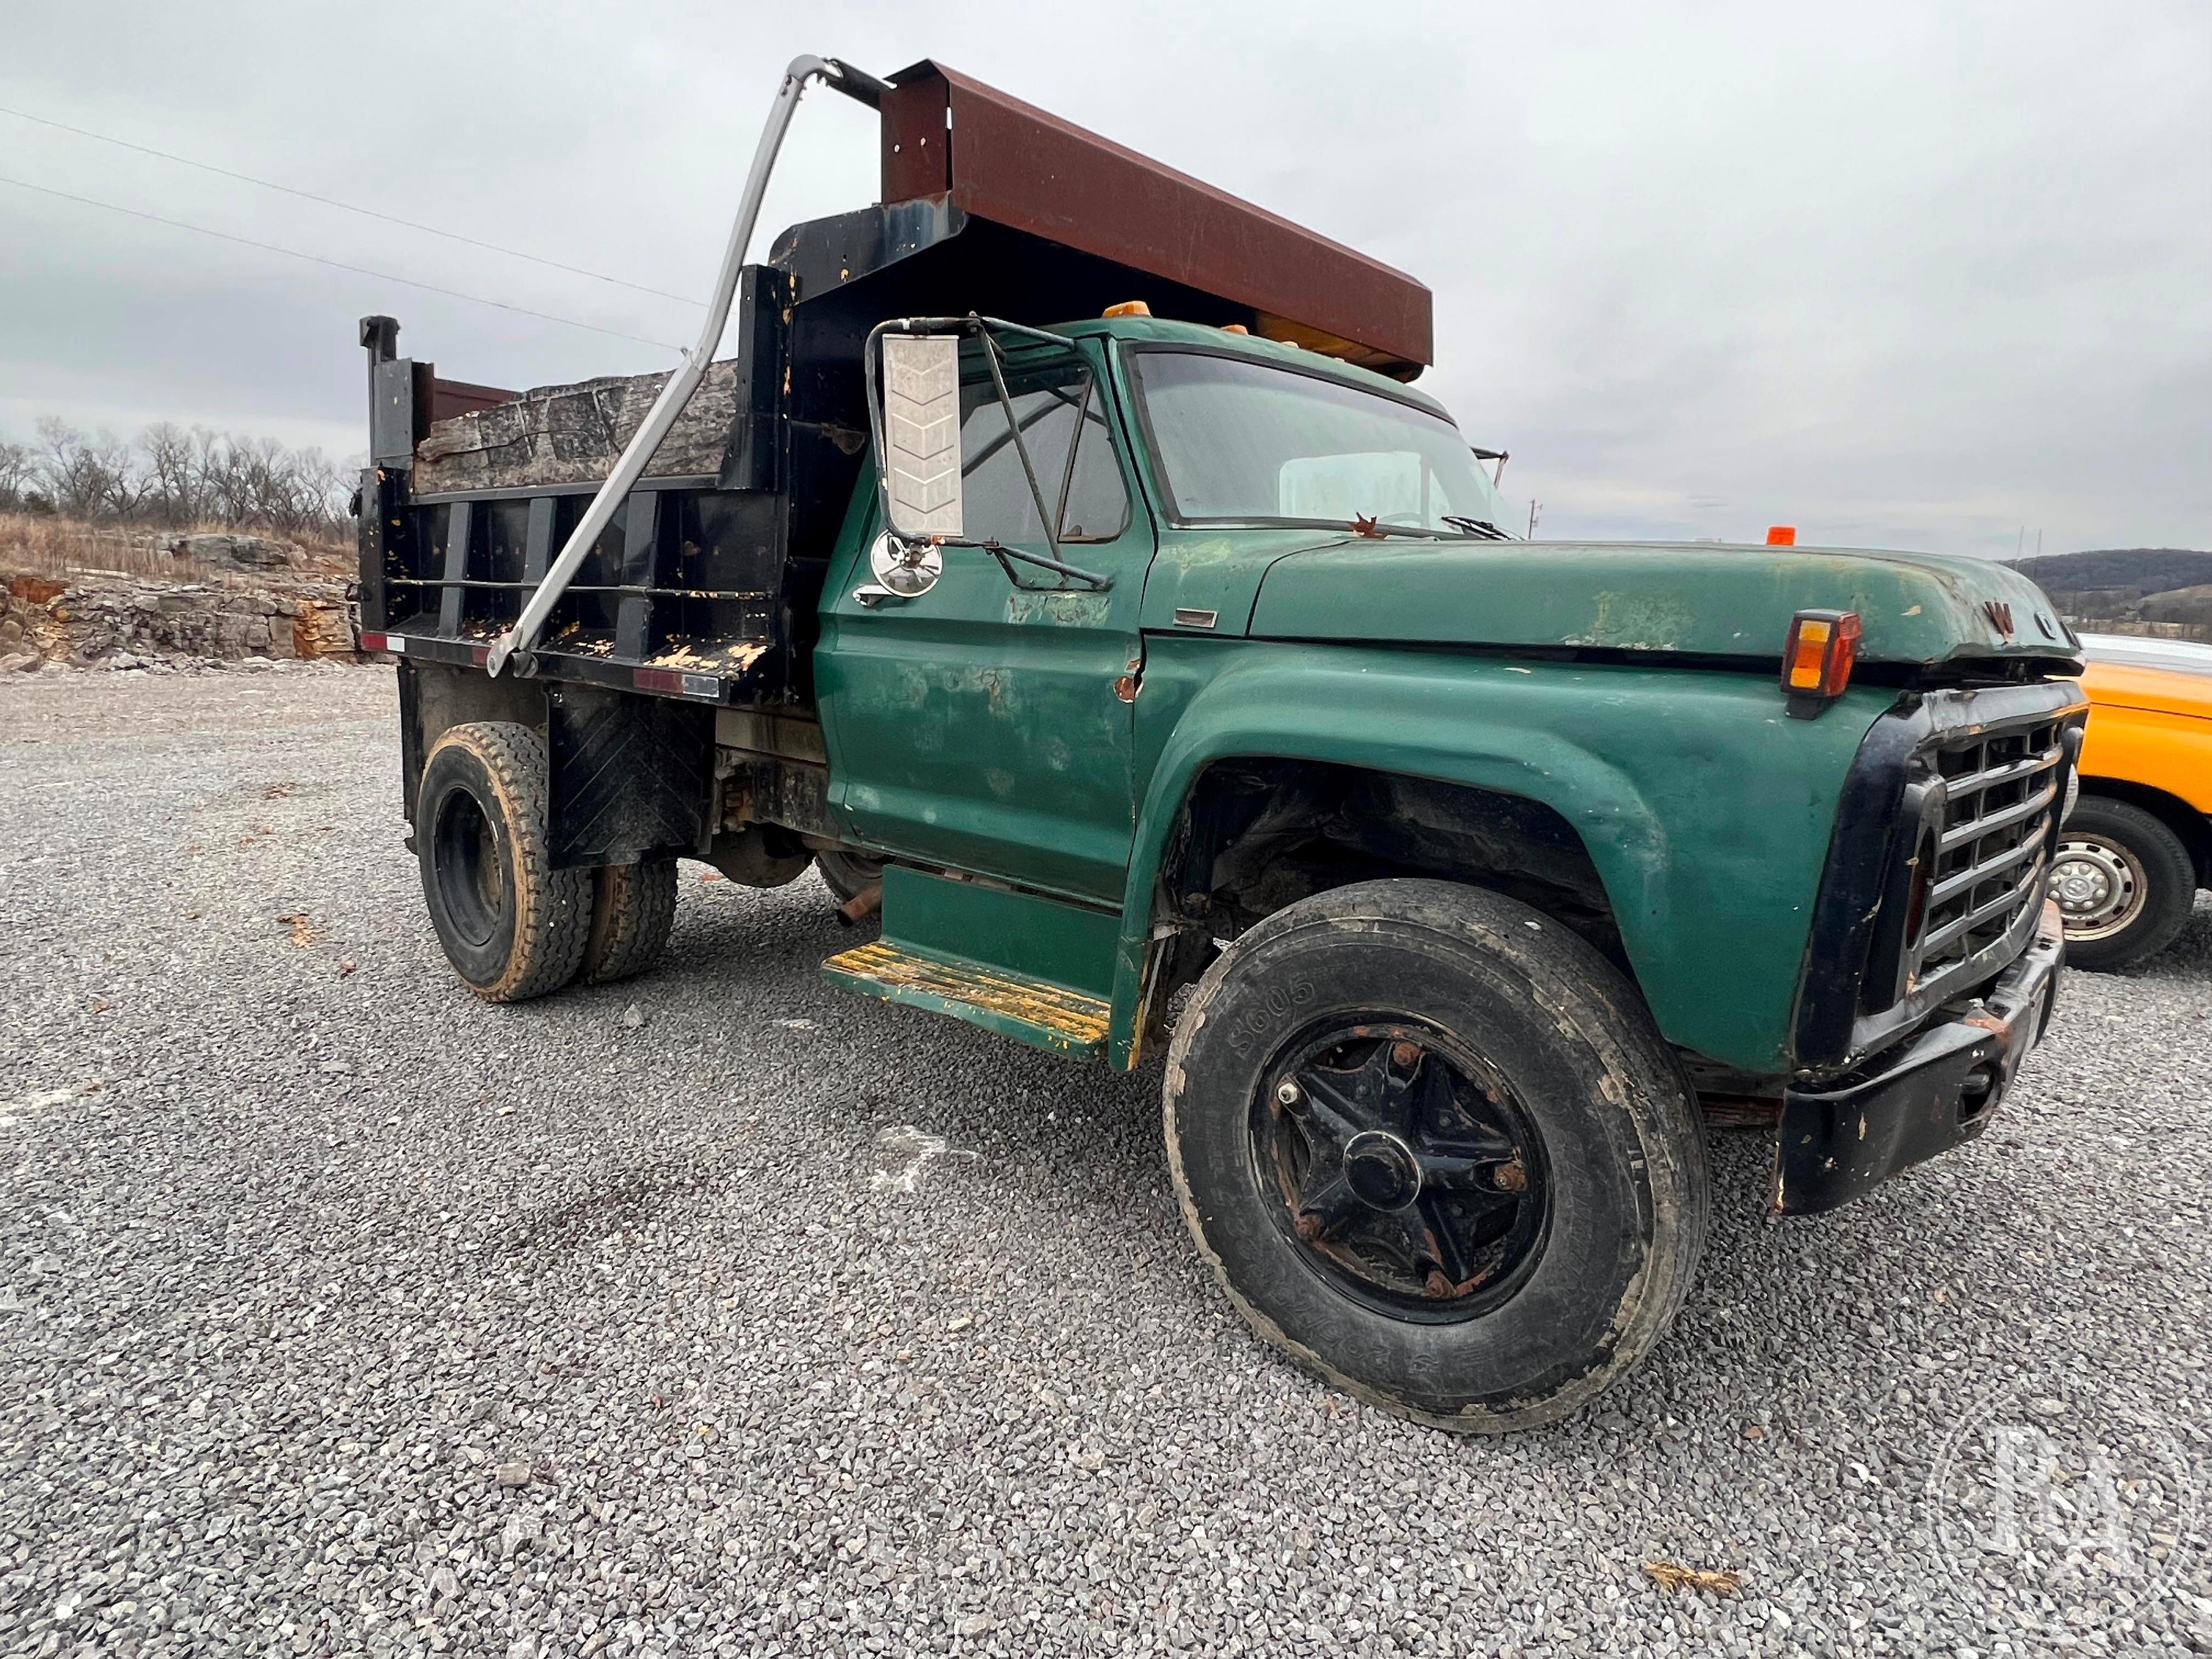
[[1441, 515, 1512, 540]]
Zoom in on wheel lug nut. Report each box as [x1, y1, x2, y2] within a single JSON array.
[[1276, 1081, 1301, 1107], [1494, 1158, 1528, 1194], [1391, 1041, 1421, 1069]]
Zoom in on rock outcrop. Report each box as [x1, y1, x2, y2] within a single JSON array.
[[1, 569, 357, 673]]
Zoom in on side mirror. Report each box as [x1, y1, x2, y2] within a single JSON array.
[[867, 531, 943, 599], [879, 334, 963, 540]]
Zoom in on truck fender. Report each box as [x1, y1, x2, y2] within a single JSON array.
[[1105, 645, 1888, 1076], [1109, 652, 1671, 1067]]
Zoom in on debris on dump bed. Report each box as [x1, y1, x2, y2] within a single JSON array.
[[411, 359, 743, 494]]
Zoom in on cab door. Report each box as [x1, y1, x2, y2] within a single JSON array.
[[815, 338, 1153, 905]]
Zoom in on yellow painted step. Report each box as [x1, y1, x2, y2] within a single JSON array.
[[821, 940, 1109, 1060]]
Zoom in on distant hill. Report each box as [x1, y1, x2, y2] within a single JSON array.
[[2006, 548, 2212, 599], [2140, 584, 2212, 628], [2006, 548, 2212, 644]]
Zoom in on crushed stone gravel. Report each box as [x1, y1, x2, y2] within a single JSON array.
[[2, 666, 2207, 1657]]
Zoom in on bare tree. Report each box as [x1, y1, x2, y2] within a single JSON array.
[[0, 440, 33, 511], [139, 422, 200, 526], [12, 417, 353, 538]]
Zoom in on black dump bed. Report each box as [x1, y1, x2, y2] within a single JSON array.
[[356, 59, 1435, 710]]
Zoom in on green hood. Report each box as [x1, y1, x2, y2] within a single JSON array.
[[1246, 539, 2078, 669]]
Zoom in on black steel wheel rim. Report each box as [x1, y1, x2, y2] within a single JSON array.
[[1251, 1018, 1551, 1323], [432, 786, 505, 949]]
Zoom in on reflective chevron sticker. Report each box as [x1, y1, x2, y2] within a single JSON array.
[[881, 334, 964, 538]]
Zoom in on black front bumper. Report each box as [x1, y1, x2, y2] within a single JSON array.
[[1774, 900, 2064, 1215]]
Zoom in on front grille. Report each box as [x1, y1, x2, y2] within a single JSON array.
[[1798, 679, 2085, 1073], [1901, 716, 2067, 994]]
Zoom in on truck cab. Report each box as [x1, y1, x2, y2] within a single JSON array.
[[356, 57, 2088, 1431]]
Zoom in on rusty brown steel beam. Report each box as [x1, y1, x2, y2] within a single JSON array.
[[878, 61, 1433, 377]]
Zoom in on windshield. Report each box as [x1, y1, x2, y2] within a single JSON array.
[[1130, 350, 1513, 536]]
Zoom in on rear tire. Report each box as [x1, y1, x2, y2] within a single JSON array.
[[416, 721, 593, 1002], [1163, 878, 1706, 1433], [815, 848, 885, 905], [2052, 796, 2196, 971], [584, 859, 678, 984]]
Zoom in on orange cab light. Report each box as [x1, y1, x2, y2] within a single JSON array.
[[1786, 618, 1832, 689], [1781, 609, 1862, 705], [1103, 300, 1152, 318], [1767, 525, 1797, 546]]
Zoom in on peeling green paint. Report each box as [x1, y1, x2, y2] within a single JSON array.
[[1006, 589, 1112, 627]]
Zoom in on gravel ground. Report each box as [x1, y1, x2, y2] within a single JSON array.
[[2, 665, 2208, 1659]]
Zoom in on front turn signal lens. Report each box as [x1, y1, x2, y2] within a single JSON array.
[[1782, 608, 1861, 706]]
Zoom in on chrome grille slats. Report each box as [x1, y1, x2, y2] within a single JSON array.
[[1920, 862, 2046, 957], [1926, 826, 2050, 907], [1934, 777, 2057, 853], [1902, 715, 2067, 995]]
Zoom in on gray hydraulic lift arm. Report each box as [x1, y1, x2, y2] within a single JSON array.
[[485, 53, 890, 678]]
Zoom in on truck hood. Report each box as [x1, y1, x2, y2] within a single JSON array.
[[1247, 539, 2078, 669], [2081, 660, 2212, 720]]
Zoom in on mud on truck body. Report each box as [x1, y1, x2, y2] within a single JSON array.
[[356, 56, 2089, 1431]]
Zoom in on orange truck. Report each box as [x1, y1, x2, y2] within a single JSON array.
[[2056, 634, 2212, 968]]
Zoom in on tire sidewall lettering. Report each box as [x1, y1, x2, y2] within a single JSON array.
[[1224, 974, 1316, 1059]]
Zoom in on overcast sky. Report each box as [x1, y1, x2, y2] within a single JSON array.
[[3, 0, 2206, 556]]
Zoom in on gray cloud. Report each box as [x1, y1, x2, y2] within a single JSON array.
[[3, 0, 2205, 556]]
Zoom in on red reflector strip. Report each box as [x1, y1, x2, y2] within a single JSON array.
[[470, 645, 490, 666], [633, 668, 724, 700], [1822, 613, 1862, 696], [360, 631, 402, 654]]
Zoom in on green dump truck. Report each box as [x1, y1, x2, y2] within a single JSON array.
[[356, 56, 2089, 1430]]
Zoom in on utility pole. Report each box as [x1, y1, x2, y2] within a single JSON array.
[[1527, 499, 1541, 539]]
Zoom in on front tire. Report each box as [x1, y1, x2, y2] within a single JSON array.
[[416, 721, 593, 1002], [1163, 878, 1706, 1433], [2051, 796, 2196, 971]]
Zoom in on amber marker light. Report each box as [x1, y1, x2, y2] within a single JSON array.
[[1781, 608, 1861, 717]]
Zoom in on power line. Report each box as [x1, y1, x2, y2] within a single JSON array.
[[0, 103, 705, 308], [0, 174, 685, 352]]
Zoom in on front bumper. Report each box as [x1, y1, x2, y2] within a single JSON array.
[[1774, 899, 2065, 1216]]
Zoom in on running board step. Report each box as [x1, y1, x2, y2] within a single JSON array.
[[821, 940, 1110, 1060]]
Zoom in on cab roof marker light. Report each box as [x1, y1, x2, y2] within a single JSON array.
[[1782, 608, 1860, 719]]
